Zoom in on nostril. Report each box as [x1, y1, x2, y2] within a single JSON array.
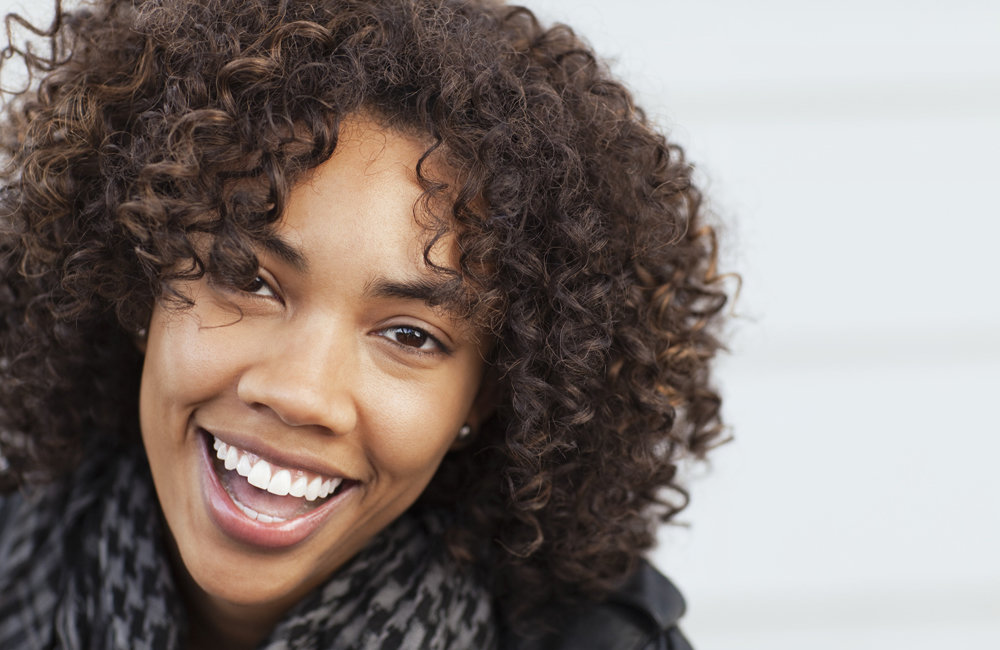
[[234, 346, 359, 433], [238, 380, 356, 433]]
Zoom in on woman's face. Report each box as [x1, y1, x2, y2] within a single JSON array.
[[139, 117, 489, 613]]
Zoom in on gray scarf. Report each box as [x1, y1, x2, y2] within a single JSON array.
[[0, 446, 497, 649]]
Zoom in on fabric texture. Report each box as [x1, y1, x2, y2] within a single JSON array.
[[0, 446, 497, 650], [501, 560, 693, 650]]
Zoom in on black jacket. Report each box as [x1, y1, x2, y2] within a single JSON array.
[[503, 560, 693, 650]]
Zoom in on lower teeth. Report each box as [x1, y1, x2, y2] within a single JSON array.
[[213, 455, 324, 521], [232, 498, 287, 523]]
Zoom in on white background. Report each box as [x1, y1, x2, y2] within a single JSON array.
[[524, 1, 1000, 648], [3, 0, 998, 647]]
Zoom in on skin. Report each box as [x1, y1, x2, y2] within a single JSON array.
[[138, 116, 491, 649]]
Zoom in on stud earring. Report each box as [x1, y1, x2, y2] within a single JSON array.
[[136, 328, 147, 340], [457, 424, 472, 439]]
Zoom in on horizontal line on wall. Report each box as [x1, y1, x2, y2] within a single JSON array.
[[720, 325, 1000, 370], [649, 80, 1000, 123], [687, 581, 1000, 633]]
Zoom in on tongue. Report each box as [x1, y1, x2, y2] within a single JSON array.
[[222, 471, 318, 519]]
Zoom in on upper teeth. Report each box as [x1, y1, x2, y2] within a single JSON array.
[[213, 435, 342, 501]]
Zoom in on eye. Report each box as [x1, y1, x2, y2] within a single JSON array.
[[378, 325, 445, 353], [242, 275, 277, 299]]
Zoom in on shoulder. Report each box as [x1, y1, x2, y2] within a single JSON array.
[[502, 560, 694, 650]]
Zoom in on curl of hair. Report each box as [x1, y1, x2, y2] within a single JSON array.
[[0, 0, 732, 629]]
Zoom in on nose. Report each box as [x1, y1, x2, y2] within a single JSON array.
[[235, 324, 358, 434]]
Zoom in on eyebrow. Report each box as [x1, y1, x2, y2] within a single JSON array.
[[260, 232, 462, 314], [259, 234, 308, 272], [364, 275, 458, 311]]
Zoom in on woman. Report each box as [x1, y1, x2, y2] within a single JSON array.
[[0, 0, 730, 648]]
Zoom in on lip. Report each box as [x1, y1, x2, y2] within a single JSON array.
[[199, 431, 356, 549]]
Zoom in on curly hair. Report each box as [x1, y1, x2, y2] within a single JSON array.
[[0, 0, 731, 626]]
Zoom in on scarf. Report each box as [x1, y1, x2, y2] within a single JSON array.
[[0, 446, 497, 649]]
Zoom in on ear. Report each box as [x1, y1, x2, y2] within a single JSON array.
[[451, 365, 500, 450], [134, 327, 148, 354]]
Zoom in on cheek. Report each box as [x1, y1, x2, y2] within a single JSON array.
[[140, 306, 244, 416], [359, 365, 479, 479]]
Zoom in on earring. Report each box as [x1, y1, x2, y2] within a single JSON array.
[[457, 424, 472, 439], [136, 328, 147, 340]]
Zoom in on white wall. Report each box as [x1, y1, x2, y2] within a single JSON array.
[[524, 1, 1000, 648]]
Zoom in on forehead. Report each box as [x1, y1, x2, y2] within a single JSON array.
[[280, 115, 458, 268], [255, 115, 475, 325]]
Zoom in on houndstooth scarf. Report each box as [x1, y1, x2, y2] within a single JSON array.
[[0, 446, 497, 649]]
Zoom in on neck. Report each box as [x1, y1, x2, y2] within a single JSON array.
[[164, 537, 292, 650], [183, 590, 279, 650]]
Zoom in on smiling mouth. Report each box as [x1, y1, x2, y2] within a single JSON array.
[[206, 432, 352, 523]]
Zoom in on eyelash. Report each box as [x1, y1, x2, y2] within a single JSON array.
[[222, 272, 450, 357], [377, 325, 449, 355], [240, 275, 280, 301], [234, 276, 448, 355]]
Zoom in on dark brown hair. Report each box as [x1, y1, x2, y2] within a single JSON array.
[[0, 0, 731, 624]]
